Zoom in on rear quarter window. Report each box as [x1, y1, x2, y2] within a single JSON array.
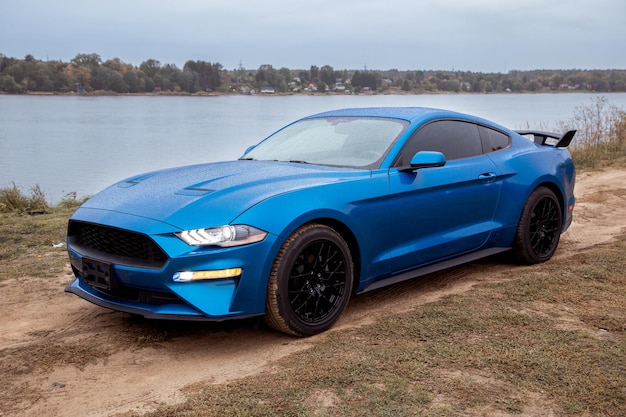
[[479, 125, 511, 153]]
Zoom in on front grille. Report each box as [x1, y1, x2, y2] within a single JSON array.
[[68, 221, 168, 269]]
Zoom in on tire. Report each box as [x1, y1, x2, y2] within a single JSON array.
[[265, 224, 354, 336], [512, 187, 563, 264]]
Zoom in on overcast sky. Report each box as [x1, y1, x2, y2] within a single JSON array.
[[1, 0, 625, 72]]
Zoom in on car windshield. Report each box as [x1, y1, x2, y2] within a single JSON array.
[[242, 117, 408, 168]]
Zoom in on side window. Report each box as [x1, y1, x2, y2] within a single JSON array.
[[479, 125, 511, 153], [395, 120, 483, 166]]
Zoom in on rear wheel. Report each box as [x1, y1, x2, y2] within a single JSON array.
[[512, 187, 563, 264], [265, 224, 353, 336]]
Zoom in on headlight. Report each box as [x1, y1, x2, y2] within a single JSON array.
[[176, 225, 267, 247]]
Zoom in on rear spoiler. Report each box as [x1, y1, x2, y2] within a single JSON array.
[[514, 129, 576, 148]]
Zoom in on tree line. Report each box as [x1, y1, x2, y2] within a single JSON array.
[[1, 52, 625, 95]]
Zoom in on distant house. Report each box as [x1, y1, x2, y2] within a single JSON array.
[[260, 86, 275, 94]]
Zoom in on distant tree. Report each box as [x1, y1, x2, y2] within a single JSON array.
[[298, 70, 310, 83], [33, 61, 58, 91], [123, 69, 140, 93], [155, 63, 182, 91], [351, 70, 380, 91], [139, 59, 161, 79], [103, 58, 125, 73], [63, 64, 92, 91], [501, 77, 523, 92], [609, 72, 625, 91], [255, 64, 280, 88], [277, 67, 292, 92], [309, 65, 319, 82], [184, 60, 222, 91], [2, 52, 626, 95], [320, 65, 335, 86], [550, 74, 565, 89], [589, 71, 610, 91], [441, 79, 461, 92], [91, 66, 128, 92], [142, 74, 155, 92], [179, 68, 199, 93], [0, 54, 16, 73], [70, 53, 102, 68], [568, 71, 590, 88], [4, 62, 27, 84], [525, 80, 541, 91], [0, 74, 23, 93]]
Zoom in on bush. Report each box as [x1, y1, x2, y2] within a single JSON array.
[[559, 96, 626, 168], [0, 183, 49, 214]]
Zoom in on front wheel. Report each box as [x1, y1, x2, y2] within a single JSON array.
[[265, 224, 354, 337], [512, 187, 563, 264]]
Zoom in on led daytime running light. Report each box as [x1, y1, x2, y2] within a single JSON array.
[[173, 268, 243, 282]]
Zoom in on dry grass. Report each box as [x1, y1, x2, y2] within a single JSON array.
[[0, 194, 83, 281], [561, 96, 626, 169], [138, 236, 626, 417], [0, 183, 48, 214]]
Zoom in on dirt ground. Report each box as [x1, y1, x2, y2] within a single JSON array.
[[1, 168, 626, 417]]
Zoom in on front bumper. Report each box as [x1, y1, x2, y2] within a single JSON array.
[[65, 209, 280, 321], [65, 276, 256, 321]]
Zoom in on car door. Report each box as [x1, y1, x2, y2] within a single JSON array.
[[387, 119, 503, 273]]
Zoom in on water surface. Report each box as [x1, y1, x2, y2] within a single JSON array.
[[1, 93, 625, 202]]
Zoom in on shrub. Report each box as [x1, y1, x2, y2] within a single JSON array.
[[0, 183, 49, 214], [559, 96, 626, 168]]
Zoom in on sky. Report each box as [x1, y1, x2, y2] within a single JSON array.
[[1, 0, 625, 72]]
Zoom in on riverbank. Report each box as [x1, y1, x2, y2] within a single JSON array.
[[1, 86, 609, 97]]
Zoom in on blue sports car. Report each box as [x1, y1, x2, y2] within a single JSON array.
[[66, 107, 576, 336]]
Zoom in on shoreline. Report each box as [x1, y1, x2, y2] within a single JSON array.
[[0, 87, 611, 98]]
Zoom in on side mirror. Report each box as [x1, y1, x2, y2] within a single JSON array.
[[398, 151, 446, 172]]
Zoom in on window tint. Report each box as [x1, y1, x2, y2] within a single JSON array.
[[395, 120, 483, 166], [479, 125, 511, 153]]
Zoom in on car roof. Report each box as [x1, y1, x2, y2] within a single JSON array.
[[304, 107, 466, 123], [303, 107, 511, 133]]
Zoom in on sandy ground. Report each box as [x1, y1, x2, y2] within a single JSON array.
[[1, 168, 625, 417]]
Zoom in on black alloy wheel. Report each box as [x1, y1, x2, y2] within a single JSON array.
[[265, 224, 353, 336], [513, 187, 563, 264]]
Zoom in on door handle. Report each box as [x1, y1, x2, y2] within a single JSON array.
[[478, 172, 497, 182]]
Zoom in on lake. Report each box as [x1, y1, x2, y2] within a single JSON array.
[[2, 92, 626, 203]]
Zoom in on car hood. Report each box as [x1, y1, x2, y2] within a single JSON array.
[[78, 160, 367, 230]]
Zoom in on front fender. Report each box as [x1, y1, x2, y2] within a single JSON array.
[[233, 172, 393, 285]]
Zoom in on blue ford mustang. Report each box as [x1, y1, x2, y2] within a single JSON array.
[[66, 107, 576, 336]]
